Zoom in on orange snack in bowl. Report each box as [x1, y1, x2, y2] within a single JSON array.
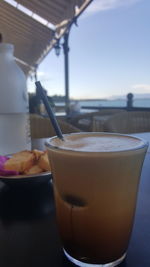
[[4, 150, 51, 175], [33, 149, 44, 160], [38, 151, 51, 171], [25, 165, 43, 175], [4, 151, 35, 173]]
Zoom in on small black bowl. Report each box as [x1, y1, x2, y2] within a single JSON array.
[[0, 171, 52, 187]]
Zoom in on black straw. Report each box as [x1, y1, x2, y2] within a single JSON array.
[[35, 81, 64, 140]]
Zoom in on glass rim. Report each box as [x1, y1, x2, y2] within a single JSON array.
[[45, 132, 149, 154]]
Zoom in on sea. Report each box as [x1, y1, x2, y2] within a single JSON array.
[[55, 98, 150, 114], [79, 98, 150, 108]]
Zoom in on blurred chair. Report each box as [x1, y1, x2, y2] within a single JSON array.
[[30, 114, 80, 139], [104, 111, 150, 134], [69, 109, 126, 132]]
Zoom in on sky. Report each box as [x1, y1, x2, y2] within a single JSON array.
[[28, 0, 150, 100]]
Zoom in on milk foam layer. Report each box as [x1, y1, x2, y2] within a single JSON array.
[[50, 133, 145, 152]]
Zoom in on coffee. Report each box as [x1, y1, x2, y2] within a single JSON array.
[[46, 133, 148, 266], [50, 133, 144, 152]]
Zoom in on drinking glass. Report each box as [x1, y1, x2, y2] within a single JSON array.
[[46, 132, 148, 267]]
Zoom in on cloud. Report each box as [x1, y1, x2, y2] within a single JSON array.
[[37, 71, 46, 77], [85, 0, 142, 16], [131, 84, 150, 93], [37, 71, 51, 81]]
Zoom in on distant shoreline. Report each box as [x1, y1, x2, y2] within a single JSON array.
[[71, 98, 108, 102]]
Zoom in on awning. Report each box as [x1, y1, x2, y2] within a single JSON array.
[[0, 0, 93, 75]]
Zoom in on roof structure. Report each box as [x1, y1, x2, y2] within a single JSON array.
[[0, 0, 93, 75]]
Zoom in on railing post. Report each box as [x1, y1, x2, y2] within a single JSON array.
[[127, 93, 133, 111]]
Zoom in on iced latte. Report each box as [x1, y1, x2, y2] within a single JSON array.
[[46, 132, 148, 267]]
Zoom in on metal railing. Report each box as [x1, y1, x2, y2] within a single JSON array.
[[81, 93, 150, 112]]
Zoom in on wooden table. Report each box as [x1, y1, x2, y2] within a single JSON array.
[[0, 134, 150, 267]]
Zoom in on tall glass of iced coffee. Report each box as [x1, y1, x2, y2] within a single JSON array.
[[46, 132, 148, 267]]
